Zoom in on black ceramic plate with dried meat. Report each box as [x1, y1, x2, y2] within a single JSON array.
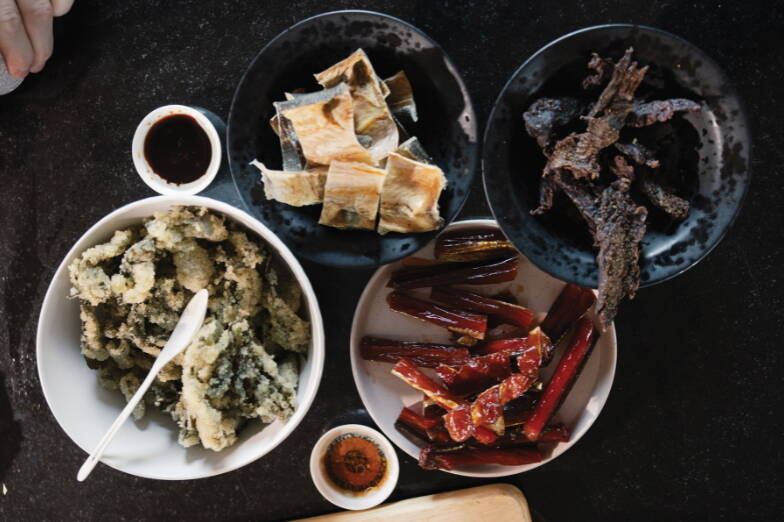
[[227, 10, 478, 268], [483, 24, 750, 288]]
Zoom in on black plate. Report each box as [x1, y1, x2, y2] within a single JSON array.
[[227, 10, 478, 268], [483, 24, 750, 288]]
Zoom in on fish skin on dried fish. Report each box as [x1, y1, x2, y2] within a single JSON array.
[[276, 83, 373, 167], [314, 49, 399, 164]]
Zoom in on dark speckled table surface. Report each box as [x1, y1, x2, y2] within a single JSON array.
[[1, 1, 782, 521]]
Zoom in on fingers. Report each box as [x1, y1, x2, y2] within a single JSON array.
[[50, 0, 73, 17], [17, 0, 53, 73], [0, 0, 33, 77]]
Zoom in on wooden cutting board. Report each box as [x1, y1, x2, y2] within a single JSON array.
[[297, 484, 532, 522]]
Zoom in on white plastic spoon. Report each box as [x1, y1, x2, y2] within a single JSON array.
[[77, 288, 209, 482]]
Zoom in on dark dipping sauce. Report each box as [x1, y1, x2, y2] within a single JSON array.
[[144, 114, 211, 185], [323, 433, 386, 495]]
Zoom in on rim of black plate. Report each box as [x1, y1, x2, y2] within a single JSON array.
[[482, 23, 752, 289]]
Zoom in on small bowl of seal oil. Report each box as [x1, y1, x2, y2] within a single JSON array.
[[310, 424, 399, 510], [132, 104, 224, 196]]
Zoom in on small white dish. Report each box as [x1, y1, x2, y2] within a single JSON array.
[[310, 424, 399, 511], [36, 195, 325, 480], [350, 219, 617, 477], [131, 105, 222, 195]]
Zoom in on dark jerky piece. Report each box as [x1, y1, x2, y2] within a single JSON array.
[[581, 52, 613, 89], [609, 155, 635, 182], [546, 48, 648, 180], [523, 97, 583, 149], [614, 141, 660, 168], [594, 179, 648, 329], [533, 169, 601, 233], [532, 172, 558, 215], [638, 167, 690, 220], [627, 98, 701, 127]]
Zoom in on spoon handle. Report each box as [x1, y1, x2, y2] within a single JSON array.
[[77, 368, 159, 481], [76, 289, 209, 482]]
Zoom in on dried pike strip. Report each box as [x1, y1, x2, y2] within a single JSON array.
[[277, 83, 373, 167], [269, 91, 307, 137], [251, 160, 327, 207], [546, 48, 648, 180], [638, 167, 689, 220], [435, 352, 511, 396], [442, 406, 498, 444], [378, 152, 446, 234], [418, 445, 542, 470], [359, 337, 470, 368], [274, 108, 306, 171], [434, 228, 515, 262], [395, 136, 433, 164], [524, 317, 597, 441], [387, 255, 519, 289], [430, 286, 534, 329], [594, 180, 648, 329], [614, 141, 660, 168], [384, 70, 418, 123], [391, 358, 464, 411], [315, 49, 399, 164], [539, 284, 596, 344], [523, 97, 583, 149], [627, 98, 701, 127], [318, 161, 386, 230], [387, 291, 488, 340]]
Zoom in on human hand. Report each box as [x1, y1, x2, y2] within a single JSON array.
[[0, 0, 73, 78]]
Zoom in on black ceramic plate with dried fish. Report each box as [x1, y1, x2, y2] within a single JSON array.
[[483, 24, 750, 317], [228, 10, 478, 268]]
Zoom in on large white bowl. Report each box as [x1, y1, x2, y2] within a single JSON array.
[[350, 219, 616, 477], [36, 195, 325, 480]]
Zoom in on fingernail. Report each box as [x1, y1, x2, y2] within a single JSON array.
[[29, 63, 43, 73], [9, 68, 28, 79]]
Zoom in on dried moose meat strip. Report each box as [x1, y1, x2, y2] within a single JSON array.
[[638, 167, 690, 220], [581, 52, 613, 89], [523, 97, 583, 149], [609, 155, 635, 181], [532, 169, 601, 231], [545, 48, 648, 180], [614, 141, 660, 168], [627, 98, 701, 127], [594, 178, 648, 329]]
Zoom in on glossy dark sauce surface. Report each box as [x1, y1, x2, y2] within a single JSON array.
[[144, 114, 211, 185]]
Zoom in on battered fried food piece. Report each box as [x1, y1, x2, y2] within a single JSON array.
[[68, 206, 310, 450]]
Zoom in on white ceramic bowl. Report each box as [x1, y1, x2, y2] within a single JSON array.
[[309, 424, 399, 510], [36, 195, 325, 480], [350, 219, 617, 477], [132, 105, 222, 196]]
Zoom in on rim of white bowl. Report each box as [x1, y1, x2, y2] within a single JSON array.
[[131, 105, 222, 196], [36, 195, 325, 480], [309, 424, 399, 511], [349, 218, 618, 477]]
